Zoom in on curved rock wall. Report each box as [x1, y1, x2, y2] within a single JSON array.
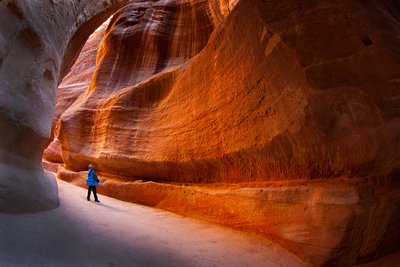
[[6, 0, 399, 264], [55, 0, 399, 183], [44, 22, 110, 165], [47, 0, 400, 265], [54, 0, 241, 175], [0, 0, 129, 212]]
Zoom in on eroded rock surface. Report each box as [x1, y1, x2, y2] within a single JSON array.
[[46, 0, 400, 265], [0, 0, 129, 212], [54, 0, 240, 173], [55, 0, 399, 182]]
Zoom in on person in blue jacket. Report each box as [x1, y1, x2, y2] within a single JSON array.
[[86, 164, 100, 202]]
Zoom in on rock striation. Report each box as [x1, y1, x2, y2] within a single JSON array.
[[52, 0, 400, 265], [46, 0, 400, 265], [0, 0, 129, 212], [56, 0, 399, 183], [43, 22, 110, 166], [54, 0, 240, 175]]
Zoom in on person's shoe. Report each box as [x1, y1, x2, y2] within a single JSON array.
[[95, 200, 100, 202]]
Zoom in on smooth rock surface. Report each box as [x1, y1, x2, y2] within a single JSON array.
[[0, 0, 130, 212], [53, 0, 240, 175], [55, 0, 400, 183], [48, 0, 400, 265]]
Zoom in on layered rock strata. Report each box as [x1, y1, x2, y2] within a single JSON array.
[[52, 0, 240, 173], [49, 0, 400, 265], [0, 0, 129, 212], [43, 22, 110, 166], [56, 0, 399, 182]]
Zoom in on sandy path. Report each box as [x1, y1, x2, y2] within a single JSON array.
[[0, 179, 305, 267]]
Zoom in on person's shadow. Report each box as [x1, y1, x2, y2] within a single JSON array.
[[95, 202, 126, 213]]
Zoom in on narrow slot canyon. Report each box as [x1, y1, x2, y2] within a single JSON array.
[[1, 0, 400, 266]]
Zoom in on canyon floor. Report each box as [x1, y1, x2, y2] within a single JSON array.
[[0, 178, 305, 267]]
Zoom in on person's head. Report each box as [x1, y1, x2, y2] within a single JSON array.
[[88, 164, 94, 169]]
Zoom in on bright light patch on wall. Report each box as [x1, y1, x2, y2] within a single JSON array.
[[89, 16, 113, 38]]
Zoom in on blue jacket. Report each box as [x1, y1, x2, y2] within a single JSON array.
[[86, 168, 99, 187]]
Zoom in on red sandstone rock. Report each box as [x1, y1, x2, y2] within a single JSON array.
[[49, 0, 400, 265], [57, 0, 399, 183], [44, 22, 110, 160], [50, 23, 109, 139], [55, 0, 239, 173]]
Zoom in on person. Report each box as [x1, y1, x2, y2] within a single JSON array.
[[86, 164, 100, 202]]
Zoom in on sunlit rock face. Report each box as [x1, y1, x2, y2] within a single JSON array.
[[56, 0, 399, 182], [0, 0, 129, 212], [50, 0, 400, 265], [55, 0, 239, 173], [43, 23, 110, 166]]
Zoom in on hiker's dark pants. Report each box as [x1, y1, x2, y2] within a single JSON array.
[[87, 186, 98, 201]]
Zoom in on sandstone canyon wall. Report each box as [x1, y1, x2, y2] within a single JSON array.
[[43, 22, 111, 167], [54, 0, 400, 184], [45, 0, 400, 265], [0, 0, 130, 212]]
